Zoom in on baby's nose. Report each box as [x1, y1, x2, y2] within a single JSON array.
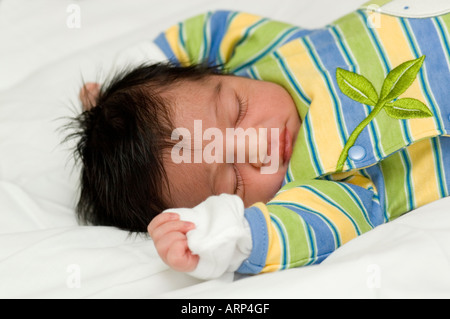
[[225, 127, 268, 167], [248, 128, 268, 168]]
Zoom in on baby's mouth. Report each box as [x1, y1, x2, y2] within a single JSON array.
[[264, 126, 292, 168], [282, 127, 293, 165], [277, 126, 292, 166]]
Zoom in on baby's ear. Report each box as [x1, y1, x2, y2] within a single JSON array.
[[79, 82, 101, 111]]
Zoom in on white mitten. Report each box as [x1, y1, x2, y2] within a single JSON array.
[[163, 194, 252, 280]]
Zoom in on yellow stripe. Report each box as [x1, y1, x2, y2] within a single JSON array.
[[219, 13, 262, 63], [252, 203, 283, 273], [273, 188, 359, 244], [374, 13, 438, 141], [279, 40, 344, 172], [406, 138, 441, 208], [164, 24, 190, 65]]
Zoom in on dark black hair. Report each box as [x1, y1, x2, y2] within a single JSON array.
[[68, 61, 223, 233]]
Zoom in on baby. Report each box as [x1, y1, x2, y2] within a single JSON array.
[[73, 3, 450, 279]]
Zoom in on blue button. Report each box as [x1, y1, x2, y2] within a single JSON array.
[[348, 145, 366, 161]]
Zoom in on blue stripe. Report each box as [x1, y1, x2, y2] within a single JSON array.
[[340, 182, 380, 228], [204, 11, 231, 65], [284, 165, 292, 184], [407, 18, 450, 133], [437, 136, 450, 198], [270, 198, 341, 247], [364, 165, 389, 223], [399, 149, 414, 211], [178, 22, 186, 54], [303, 185, 362, 235], [270, 202, 337, 265], [154, 33, 180, 65], [432, 137, 447, 198], [400, 18, 444, 136], [304, 113, 323, 176], [270, 216, 288, 269], [238, 206, 268, 274], [282, 28, 315, 45], [330, 26, 353, 66]]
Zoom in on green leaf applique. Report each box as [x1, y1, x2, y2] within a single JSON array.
[[335, 55, 432, 172], [336, 69, 378, 105], [384, 98, 432, 119]]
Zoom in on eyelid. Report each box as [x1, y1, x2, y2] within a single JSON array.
[[235, 92, 248, 126], [233, 164, 244, 195]]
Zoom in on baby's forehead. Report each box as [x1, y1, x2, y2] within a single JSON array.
[[166, 76, 223, 120]]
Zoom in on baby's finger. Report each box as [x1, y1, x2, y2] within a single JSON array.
[[150, 220, 195, 241], [154, 231, 188, 262], [147, 212, 179, 234], [166, 238, 199, 272]]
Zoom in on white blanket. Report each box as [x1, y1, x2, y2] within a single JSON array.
[[1, 0, 450, 298]]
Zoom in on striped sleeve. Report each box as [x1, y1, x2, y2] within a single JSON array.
[[153, 10, 310, 73], [237, 176, 384, 274]]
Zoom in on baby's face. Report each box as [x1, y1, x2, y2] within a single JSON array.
[[163, 75, 301, 208]]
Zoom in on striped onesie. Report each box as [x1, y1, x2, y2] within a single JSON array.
[[155, 1, 450, 275]]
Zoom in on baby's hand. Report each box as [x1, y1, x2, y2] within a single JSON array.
[[147, 213, 199, 272]]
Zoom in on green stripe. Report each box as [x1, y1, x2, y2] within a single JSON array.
[[182, 13, 208, 63], [440, 12, 450, 35], [268, 206, 313, 268], [303, 181, 374, 234], [431, 137, 448, 198], [226, 19, 295, 71], [435, 16, 450, 70], [400, 18, 445, 135], [379, 151, 409, 221], [333, 22, 384, 158]]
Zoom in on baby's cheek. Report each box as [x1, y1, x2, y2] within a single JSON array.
[[243, 170, 285, 206]]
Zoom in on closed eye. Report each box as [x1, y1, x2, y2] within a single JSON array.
[[235, 92, 248, 126], [233, 164, 244, 195]]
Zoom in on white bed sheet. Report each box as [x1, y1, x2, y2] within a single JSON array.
[[1, 0, 449, 299]]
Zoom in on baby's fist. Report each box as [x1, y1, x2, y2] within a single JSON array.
[[147, 213, 199, 272]]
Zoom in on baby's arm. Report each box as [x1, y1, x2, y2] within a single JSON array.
[[149, 175, 384, 279], [240, 177, 384, 274]]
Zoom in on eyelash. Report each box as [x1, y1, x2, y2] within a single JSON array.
[[233, 164, 244, 194], [236, 93, 248, 126], [233, 92, 247, 195]]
